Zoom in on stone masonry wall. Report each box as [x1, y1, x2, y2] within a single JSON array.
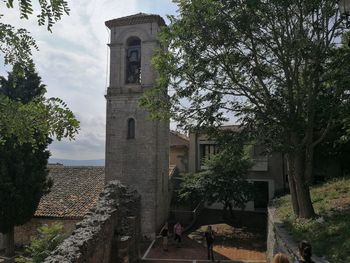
[[105, 93, 168, 238], [267, 207, 329, 263], [14, 218, 79, 246], [44, 181, 140, 263], [0, 218, 78, 251], [105, 16, 169, 238]]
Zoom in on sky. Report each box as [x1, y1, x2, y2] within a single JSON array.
[[0, 0, 178, 160]]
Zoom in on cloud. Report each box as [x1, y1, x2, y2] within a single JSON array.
[[1, 0, 177, 160], [49, 113, 106, 159]]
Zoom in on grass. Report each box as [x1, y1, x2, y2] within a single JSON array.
[[273, 177, 350, 263]]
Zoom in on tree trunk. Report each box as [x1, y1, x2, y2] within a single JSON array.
[[287, 132, 316, 218], [304, 145, 315, 184], [4, 226, 15, 257], [228, 202, 234, 219], [293, 152, 315, 218], [286, 152, 299, 216], [223, 202, 228, 219]]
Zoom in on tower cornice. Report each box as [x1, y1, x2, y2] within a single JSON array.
[[105, 13, 166, 29]]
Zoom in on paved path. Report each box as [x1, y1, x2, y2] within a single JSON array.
[[143, 236, 266, 263], [143, 260, 265, 263], [142, 210, 267, 263]]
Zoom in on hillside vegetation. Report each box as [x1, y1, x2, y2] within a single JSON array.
[[274, 178, 350, 263]]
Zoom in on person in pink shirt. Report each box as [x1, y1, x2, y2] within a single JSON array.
[[173, 221, 183, 247]]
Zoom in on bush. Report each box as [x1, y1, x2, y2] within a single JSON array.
[[16, 223, 65, 263]]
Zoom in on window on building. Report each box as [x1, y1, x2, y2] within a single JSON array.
[[199, 144, 219, 169], [127, 118, 135, 139], [126, 37, 141, 84]]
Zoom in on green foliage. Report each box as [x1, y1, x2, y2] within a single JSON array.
[[0, 0, 70, 67], [0, 136, 52, 233], [274, 178, 350, 263], [0, 63, 79, 238], [4, 0, 70, 31], [0, 63, 46, 103], [312, 33, 350, 178], [16, 223, 65, 263], [0, 96, 79, 146], [0, 63, 79, 145], [0, 0, 71, 147], [178, 173, 206, 205], [179, 131, 254, 212], [141, 0, 350, 218], [0, 19, 38, 66], [143, 0, 350, 147]]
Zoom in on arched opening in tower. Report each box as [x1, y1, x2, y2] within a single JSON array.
[[126, 37, 141, 84]]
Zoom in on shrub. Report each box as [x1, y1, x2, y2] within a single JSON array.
[[16, 223, 65, 263]]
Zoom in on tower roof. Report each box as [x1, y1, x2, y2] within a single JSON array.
[[105, 13, 166, 28]]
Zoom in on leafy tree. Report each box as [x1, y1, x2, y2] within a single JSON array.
[[0, 63, 46, 103], [0, 4, 73, 255], [0, 64, 79, 257], [15, 223, 65, 263], [179, 131, 254, 218], [313, 123, 350, 180], [0, 0, 70, 144], [306, 31, 350, 181], [177, 173, 206, 207], [142, 0, 350, 218], [1, 0, 70, 66]]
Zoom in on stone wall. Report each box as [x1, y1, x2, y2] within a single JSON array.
[[267, 207, 329, 263], [0, 219, 78, 251], [44, 181, 141, 263], [14, 218, 78, 246]]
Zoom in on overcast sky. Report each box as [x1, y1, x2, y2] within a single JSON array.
[[0, 0, 178, 160]]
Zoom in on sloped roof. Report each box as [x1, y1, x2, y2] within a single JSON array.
[[170, 130, 189, 148], [105, 13, 166, 28], [220, 124, 241, 131], [35, 166, 105, 219]]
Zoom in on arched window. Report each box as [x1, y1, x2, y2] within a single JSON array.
[[127, 118, 135, 139], [126, 37, 141, 84]]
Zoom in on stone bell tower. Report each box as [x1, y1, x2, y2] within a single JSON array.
[[105, 13, 169, 238]]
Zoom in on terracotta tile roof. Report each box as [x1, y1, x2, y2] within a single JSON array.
[[105, 13, 166, 28], [35, 166, 105, 219]]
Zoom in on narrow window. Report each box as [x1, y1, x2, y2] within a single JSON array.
[[127, 118, 135, 139], [126, 37, 141, 84], [199, 143, 219, 169]]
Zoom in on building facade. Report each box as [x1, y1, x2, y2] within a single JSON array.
[[104, 14, 169, 238], [169, 131, 189, 173], [188, 127, 288, 211]]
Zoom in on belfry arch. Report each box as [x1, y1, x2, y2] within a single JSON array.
[[125, 37, 141, 84]]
